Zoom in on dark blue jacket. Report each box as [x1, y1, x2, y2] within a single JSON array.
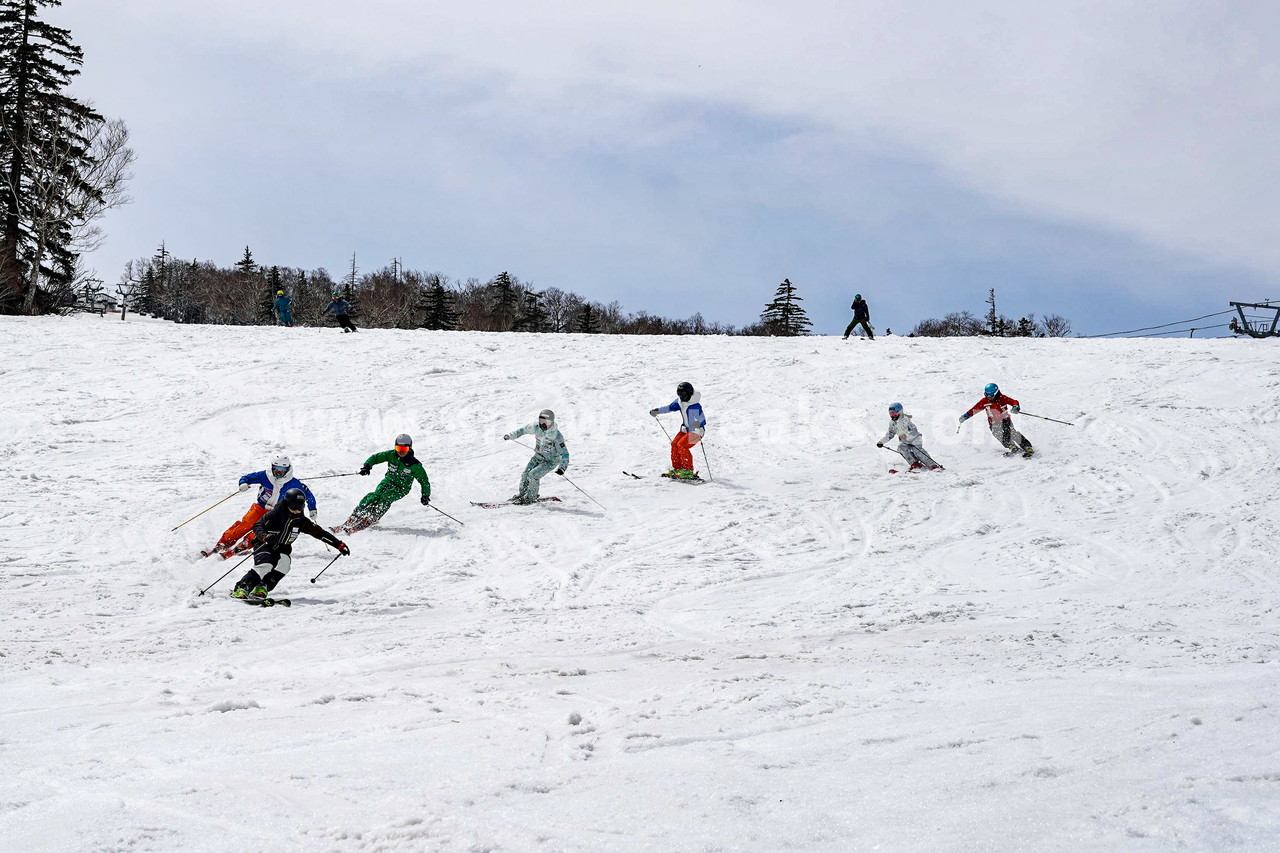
[[323, 298, 351, 317]]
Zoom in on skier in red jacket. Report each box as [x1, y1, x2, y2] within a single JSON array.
[[959, 382, 1034, 457]]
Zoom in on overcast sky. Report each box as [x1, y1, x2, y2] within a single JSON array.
[[55, 1, 1280, 336]]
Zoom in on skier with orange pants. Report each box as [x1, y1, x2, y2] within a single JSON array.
[[202, 455, 317, 558], [649, 381, 707, 480]]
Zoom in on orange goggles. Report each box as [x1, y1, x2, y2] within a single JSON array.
[[395, 444, 411, 453]]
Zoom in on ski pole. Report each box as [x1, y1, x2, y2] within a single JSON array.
[[1017, 411, 1075, 426], [560, 474, 606, 509], [307, 472, 363, 481], [698, 439, 714, 481], [173, 492, 238, 532], [310, 553, 342, 584], [198, 552, 254, 596], [430, 504, 465, 526], [653, 415, 673, 443]]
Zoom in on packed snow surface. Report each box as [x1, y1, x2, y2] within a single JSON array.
[[2, 315, 1279, 852]]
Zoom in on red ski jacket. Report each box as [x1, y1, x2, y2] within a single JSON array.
[[964, 392, 1020, 424]]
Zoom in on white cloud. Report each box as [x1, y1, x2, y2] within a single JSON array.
[[93, 0, 1280, 274]]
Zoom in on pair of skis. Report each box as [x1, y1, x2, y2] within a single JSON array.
[[231, 592, 291, 607], [624, 471, 706, 484], [470, 496, 563, 509]]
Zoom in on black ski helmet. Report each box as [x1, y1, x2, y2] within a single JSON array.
[[282, 487, 306, 512], [676, 381, 694, 402]]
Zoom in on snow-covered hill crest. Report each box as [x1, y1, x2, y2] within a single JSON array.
[[2, 315, 1278, 852]]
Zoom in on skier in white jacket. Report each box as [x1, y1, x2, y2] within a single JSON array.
[[877, 403, 942, 471], [503, 409, 570, 503]]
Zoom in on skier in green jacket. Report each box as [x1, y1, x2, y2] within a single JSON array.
[[335, 433, 431, 534]]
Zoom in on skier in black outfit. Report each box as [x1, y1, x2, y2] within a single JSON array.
[[232, 488, 350, 598], [843, 294, 874, 340]]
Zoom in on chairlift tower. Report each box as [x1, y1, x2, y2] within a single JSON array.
[[1229, 301, 1280, 338]]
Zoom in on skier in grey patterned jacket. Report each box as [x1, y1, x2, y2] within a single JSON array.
[[877, 403, 942, 471], [503, 409, 571, 503]]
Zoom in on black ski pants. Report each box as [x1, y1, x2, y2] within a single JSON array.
[[989, 419, 1032, 452]]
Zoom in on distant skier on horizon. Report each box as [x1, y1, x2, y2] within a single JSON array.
[[335, 434, 432, 534], [322, 292, 357, 332], [877, 403, 942, 471], [843, 294, 874, 340], [502, 409, 570, 504], [959, 383, 1035, 458], [273, 290, 295, 326], [649, 381, 707, 480]]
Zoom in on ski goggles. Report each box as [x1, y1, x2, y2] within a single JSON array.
[[395, 444, 411, 453], [271, 465, 289, 477]]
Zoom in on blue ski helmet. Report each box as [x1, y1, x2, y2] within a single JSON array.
[[984, 382, 999, 399], [888, 402, 903, 418]]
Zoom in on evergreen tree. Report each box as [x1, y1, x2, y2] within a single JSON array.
[[342, 252, 360, 319], [418, 279, 459, 331], [514, 289, 548, 332], [0, 0, 111, 313], [759, 278, 812, 336], [261, 265, 282, 324], [576, 302, 600, 334], [488, 271, 519, 331]]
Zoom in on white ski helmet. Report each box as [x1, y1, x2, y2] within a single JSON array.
[[270, 454, 292, 478]]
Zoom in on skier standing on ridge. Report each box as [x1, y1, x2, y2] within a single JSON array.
[[877, 403, 942, 471], [322, 291, 357, 332], [335, 434, 432, 534], [649, 381, 707, 480], [843, 294, 874, 340], [202, 455, 317, 558], [502, 409, 570, 504], [959, 383, 1035, 457], [273, 290, 295, 326], [231, 488, 349, 599]]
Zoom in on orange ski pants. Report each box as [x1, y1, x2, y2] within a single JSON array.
[[670, 432, 702, 472], [217, 503, 267, 549]]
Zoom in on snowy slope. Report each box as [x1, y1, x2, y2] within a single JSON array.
[[2, 315, 1278, 853]]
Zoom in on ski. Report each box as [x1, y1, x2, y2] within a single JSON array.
[[622, 471, 643, 479], [469, 496, 563, 509], [231, 593, 291, 607], [660, 472, 705, 484]]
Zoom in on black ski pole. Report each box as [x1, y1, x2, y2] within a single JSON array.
[[307, 472, 363, 481], [198, 553, 254, 596], [310, 553, 342, 584], [1018, 411, 1075, 426], [430, 504, 465, 526], [561, 474, 606, 509], [698, 439, 713, 481], [653, 415, 673, 442]]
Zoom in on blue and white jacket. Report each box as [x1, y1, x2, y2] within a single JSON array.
[[238, 469, 317, 511], [658, 391, 707, 436]]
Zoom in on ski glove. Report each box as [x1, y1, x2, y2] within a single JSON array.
[[959, 414, 970, 423], [420, 494, 430, 505], [238, 482, 250, 492], [556, 468, 565, 476], [876, 442, 884, 448], [337, 541, 350, 556], [309, 509, 318, 520], [359, 464, 371, 476], [1010, 404, 1020, 413], [503, 434, 511, 441], [649, 408, 660, 417]]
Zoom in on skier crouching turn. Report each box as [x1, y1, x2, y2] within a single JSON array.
[[959, 383, 1034, 457], [232, 488, 349, 598], [336, 433, 432, 534], [503, 409, 570, 504], [649, 381, 707, 479], [877, 403, 942, 471]]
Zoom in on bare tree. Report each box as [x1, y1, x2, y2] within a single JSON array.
[[1040, 314, 1072, 337]]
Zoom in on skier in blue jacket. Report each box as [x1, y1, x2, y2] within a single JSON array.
[[322, 292, 357, 332], [649, 381, 707, 479], [273, 291, 295, 326], [202, 454, 317, 558]]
